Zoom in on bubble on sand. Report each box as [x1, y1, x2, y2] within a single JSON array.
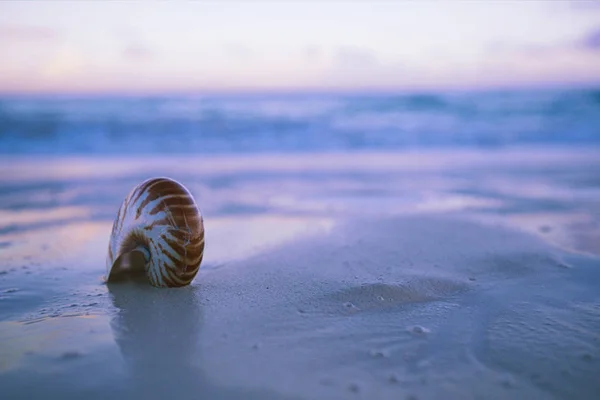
[[61, 350, 82, 360], [319, 377, 335, 386], [409, 325, 430, 335], [328, 280, 467, 315], [501, 377, 516, 388], [348, 383, 360, 393], [369, 349, 389, 358]]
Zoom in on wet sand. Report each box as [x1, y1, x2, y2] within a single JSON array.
[[1, 149, 600, 400]]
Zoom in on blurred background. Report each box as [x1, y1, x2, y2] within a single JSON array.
[[1, 1, 599, 155]]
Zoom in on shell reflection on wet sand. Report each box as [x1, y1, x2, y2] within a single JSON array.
[[109, 283, 203, 395], [108, 283, 282, 399], [106, 177, 205, 288]]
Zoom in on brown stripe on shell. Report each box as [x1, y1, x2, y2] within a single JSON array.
[[152, 260, 175, 287], [129, 178, 164, 208], [162, 236, 186, 257], [142, 216, 172, 231], [180, 260, 202, 280], [163, 236, 204, 265], [157, 241, 182, 265], [148, 194, 195, 216], [144, 217, 173, 231], [183, 248, 204, 275], [115, 201, 127, 234], [164, 263, 187, 286], [169, 228, 192, 242], [167, 214, 201, 233], [135, 179, 188, 218]]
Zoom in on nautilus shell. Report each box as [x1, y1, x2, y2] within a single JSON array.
[[106, 177, 205, 287]]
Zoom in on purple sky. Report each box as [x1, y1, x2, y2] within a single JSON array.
[[1, 1, 599, 93]]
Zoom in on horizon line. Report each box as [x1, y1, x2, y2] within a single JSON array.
[[0, 80, 599, 98]]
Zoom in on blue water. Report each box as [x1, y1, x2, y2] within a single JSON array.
[[1, 88, 599, 155]]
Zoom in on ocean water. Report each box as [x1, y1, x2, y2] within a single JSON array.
[[1, 88, 599, 155]]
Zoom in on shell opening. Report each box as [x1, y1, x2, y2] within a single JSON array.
[[107, 246, 150, 283]]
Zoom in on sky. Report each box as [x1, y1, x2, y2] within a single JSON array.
[[1, 1, 600, 93]]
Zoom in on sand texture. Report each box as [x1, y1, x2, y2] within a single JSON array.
[[1, 149, 600, 400]]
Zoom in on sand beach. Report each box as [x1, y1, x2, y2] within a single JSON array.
[[1, 149, 600, 399]]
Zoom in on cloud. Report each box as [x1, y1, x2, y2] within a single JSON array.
[[304, 46, 322, 61], [41, 46, 85, 79], [568, 1, 600, 11], [114, 27, 154, 61], [489, 26, 600, 57], [580, 27, 600, 50], [489, 41, 559, 58], [224, 43, 252, 61], [122, 44, 154, 61], [335, 46, 377, 67], [0, 24, 59, 41], [320, 46, 412, 88]]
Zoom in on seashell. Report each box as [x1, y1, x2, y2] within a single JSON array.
[[106, 177, 205, 287]]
